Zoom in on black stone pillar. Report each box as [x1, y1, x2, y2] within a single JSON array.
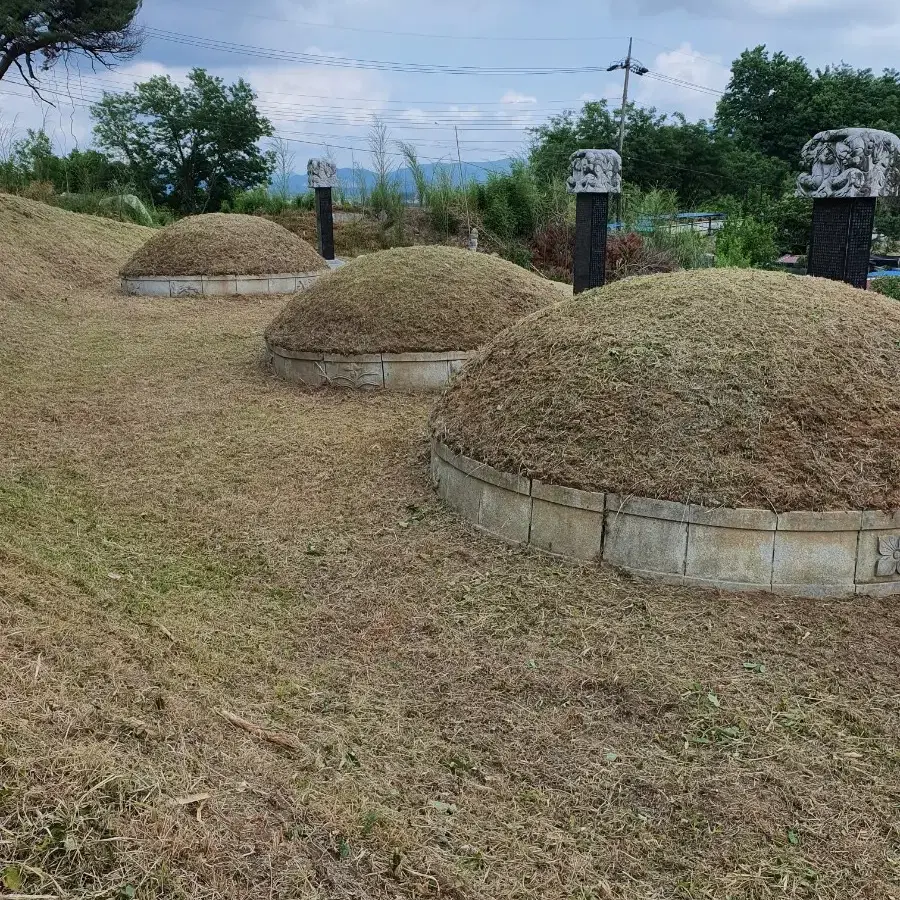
[[315, 186, 335, 261], [807, 197, 876, 289], [573, 192, 610, 294]]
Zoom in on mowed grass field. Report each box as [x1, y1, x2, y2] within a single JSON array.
[[1, 198, 900, 899]]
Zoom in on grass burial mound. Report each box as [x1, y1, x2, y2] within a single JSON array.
[[431, 268, 900, 595], [265, 246, 561, 389], [433, 268, 900, 513], [121, 213, 327, 295], [0, 192, 151, 301]]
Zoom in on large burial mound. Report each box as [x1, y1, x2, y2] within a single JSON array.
[[432, 268, 900, 512], [121, 213, 327, 278], [265, 245, 562, 355], [0, 193, 151, 301]]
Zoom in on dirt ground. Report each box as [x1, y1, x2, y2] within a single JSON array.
[[2, 277, 900, 898]]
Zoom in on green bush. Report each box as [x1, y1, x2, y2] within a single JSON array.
[[231, 186, 289, 215], [476, 162, 539, 242], [871, 277, 900, 301], [715, 211, 778, 268]]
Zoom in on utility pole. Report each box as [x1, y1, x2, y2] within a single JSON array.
[[607, 39, 648, 225], [618, 37, 633, 160]]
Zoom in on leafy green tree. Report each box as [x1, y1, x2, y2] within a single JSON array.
[[0, 0, 142, 99], [13, 127, 56, 181], [811, 64, 900, 137], [62, 146, 130, 193], [716, 46, 817, 165], [716, 47, 900, 167], [91, 67, 274, 213], [528, 102, 617, 186], [528, 99, 783, 206]]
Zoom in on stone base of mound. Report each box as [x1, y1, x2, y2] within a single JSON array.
[[431, 440, 900, 598], [269, 345, 474, 391], [122, 265, 340, 298]]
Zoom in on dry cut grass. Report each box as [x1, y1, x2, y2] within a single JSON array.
[[433, 268, 900, 511], [121, 213, 327, 277], [1, 213, 900, 900], [265, 245, 562, 354], [0, 193, 151, 301]]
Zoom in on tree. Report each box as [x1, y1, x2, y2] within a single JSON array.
[[270, 136, 295, 202], [717, 47, 900, 171], [0, 0, 142, 100], [528, 99, 784, 207], [91, 68, 274, 213], [13, 127, 57, 181], [528, 102, 618, 186], [811, 64, 900, 138]]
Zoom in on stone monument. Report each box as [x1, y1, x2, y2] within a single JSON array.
[[308, 158, 338, 261], [796, 128, 900, 288], [567, 149, 622, 294]]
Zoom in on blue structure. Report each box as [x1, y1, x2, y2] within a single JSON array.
[[608, 211, 725, 233]]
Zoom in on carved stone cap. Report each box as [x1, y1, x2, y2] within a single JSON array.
[[307, 158, 338, 189], [796, 128, 900, 199], [567, 149, 622, 194]]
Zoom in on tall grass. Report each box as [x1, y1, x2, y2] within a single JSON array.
[[397, 141, 428, 206], [622, 187, 711, 270]]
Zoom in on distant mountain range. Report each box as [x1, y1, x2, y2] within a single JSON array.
[[283, 159, 512, 197]]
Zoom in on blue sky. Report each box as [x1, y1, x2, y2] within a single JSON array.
[[1, 0, 899, 170]]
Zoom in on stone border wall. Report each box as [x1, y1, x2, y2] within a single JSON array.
[[431, 440, 900, 598], [269, 345, 474, 391], [121, 270, 327, 297]]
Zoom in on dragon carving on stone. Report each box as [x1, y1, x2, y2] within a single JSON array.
[[567, 149, 623, 194], [796, 128, 900, 199]]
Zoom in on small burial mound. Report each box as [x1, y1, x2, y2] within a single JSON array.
[[0, 193, 151, 301], [430, 269, 900, 596], [265, 245, 563, 390], [121, 213, 327, 278]]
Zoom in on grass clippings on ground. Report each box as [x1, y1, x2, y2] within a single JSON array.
[[432, 267, 900, 511], [0, 193, 151, 300], [265, 245, 562, 354], [121, 213, 327, 277], [2, 211, 900, 900]]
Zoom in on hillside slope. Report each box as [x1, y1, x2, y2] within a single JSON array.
[[0, 194, 152, 300]]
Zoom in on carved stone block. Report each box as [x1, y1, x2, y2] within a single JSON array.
[[796, 128, 900, 199], [307, 158, 338, 189], [567, 149, 622, 195]]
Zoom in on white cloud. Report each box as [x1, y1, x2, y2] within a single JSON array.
[[0, 55, 391, 165], [500, 90, 537, 105], [633, 42, 728, 120]]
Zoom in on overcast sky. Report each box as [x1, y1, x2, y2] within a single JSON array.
[[1, 0, 898, 170]]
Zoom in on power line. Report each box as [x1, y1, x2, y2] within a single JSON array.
[[51, 64, 611, 107], [2, 81, 548, 131], [4, 71, 603, 134], [0, 84, 513, 172], [643, 70, 725, 96], [143, 27, 627, 76]]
